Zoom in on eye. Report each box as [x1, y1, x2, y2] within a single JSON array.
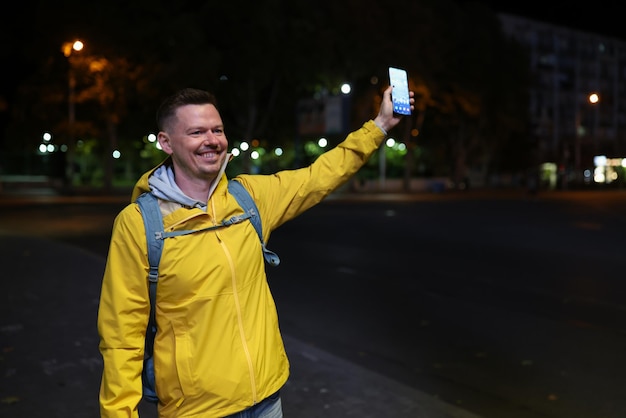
[[212, 128, 224, 136]]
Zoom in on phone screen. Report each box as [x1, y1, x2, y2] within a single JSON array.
[[388, 67, 411, 115]]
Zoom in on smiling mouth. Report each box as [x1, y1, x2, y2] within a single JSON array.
[[198, 150, 220, 160]]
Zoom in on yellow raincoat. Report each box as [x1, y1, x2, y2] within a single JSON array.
[[98, 120, 385, 417]]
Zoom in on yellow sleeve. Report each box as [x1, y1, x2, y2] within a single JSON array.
[[235, 120, 386, 236], [97, 204, 149, 418]]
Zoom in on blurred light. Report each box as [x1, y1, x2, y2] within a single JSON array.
[[370, 76, 379, 85], [250, 151, 260, 160], [589, 93, 599, 104], [38, 144, 47, 153], [147, 133, 157, 143], [112, 150, 121, 159], [386, 138, 396, 147], [155, 142, 162, 151], [60, 144, 68, 152], [411, 128, 419, 137], [622, 159, 626, 167], [274, 147, 283, 156], [318, 137, 328, 148], [594, 155, 607, 166], [594, 167, 605, 183], [251, 139, 259, 147], [397, 143, 407, 151], [341, 83, 351, 94], [231, 148, 241, 157], [62, 39, 84, 57], [240, 142, 249, 151], [43, 132, 52, 142], [46, 144, 55, 152], [89, 59, 107, 72]]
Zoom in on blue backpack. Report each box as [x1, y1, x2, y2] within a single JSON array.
[[136, 179, 280, 404]]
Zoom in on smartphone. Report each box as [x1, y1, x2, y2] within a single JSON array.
[[388, 67, 411, 115]]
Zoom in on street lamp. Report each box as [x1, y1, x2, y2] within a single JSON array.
[[574, 92, 599, 176], [61, 40, 84, 187], [589, 93, 600, 156]]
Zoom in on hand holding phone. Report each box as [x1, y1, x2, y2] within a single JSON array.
[[388, 67, 411, 115]]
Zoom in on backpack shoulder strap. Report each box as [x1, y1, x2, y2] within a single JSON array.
[[136, 192, 165, 287], [135, 192, 162, 358], [228, 179, 280, 267]]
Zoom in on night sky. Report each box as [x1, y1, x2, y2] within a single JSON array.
[[2, 0, 625, 108], [476, 0, 626, 40]]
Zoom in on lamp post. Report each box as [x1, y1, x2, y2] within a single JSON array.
[[589, 93, 600, 156], [575, 92, 599, 177], [61, 40, 84, 188]]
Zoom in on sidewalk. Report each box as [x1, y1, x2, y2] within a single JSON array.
[[0, 232, 481, 418]]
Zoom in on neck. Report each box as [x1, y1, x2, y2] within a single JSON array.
[[174, 173, 215, 203]]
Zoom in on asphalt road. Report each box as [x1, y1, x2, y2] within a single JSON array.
[[1, 188, 625, 418]]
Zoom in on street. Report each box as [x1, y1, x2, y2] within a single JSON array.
[[1, 188, 625, 418]]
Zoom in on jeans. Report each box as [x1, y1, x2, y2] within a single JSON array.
[[224, 391, 282, 418]]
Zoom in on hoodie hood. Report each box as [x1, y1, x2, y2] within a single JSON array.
[[130, 154, 231, 208], [148, 165, 206, 209]]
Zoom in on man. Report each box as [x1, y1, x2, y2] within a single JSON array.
[[98, 85, 414, 417]]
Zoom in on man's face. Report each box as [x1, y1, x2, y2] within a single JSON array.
[[158, 103, 229, 184]]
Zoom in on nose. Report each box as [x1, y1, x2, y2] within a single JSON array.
[[203, 131, 219, 145]]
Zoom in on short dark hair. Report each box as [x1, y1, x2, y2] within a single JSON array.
[[156, 88, 218, 131]]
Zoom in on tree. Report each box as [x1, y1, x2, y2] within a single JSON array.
[[408, 0, 531, 186], [1, 0, 532, 190]]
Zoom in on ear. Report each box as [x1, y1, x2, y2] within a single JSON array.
[[157, 132, 173, 155]]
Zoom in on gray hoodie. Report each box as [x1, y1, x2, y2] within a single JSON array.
[[146, 155, 231, 210]]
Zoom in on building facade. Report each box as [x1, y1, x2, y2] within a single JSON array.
[[498, 13, 626, 186]]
